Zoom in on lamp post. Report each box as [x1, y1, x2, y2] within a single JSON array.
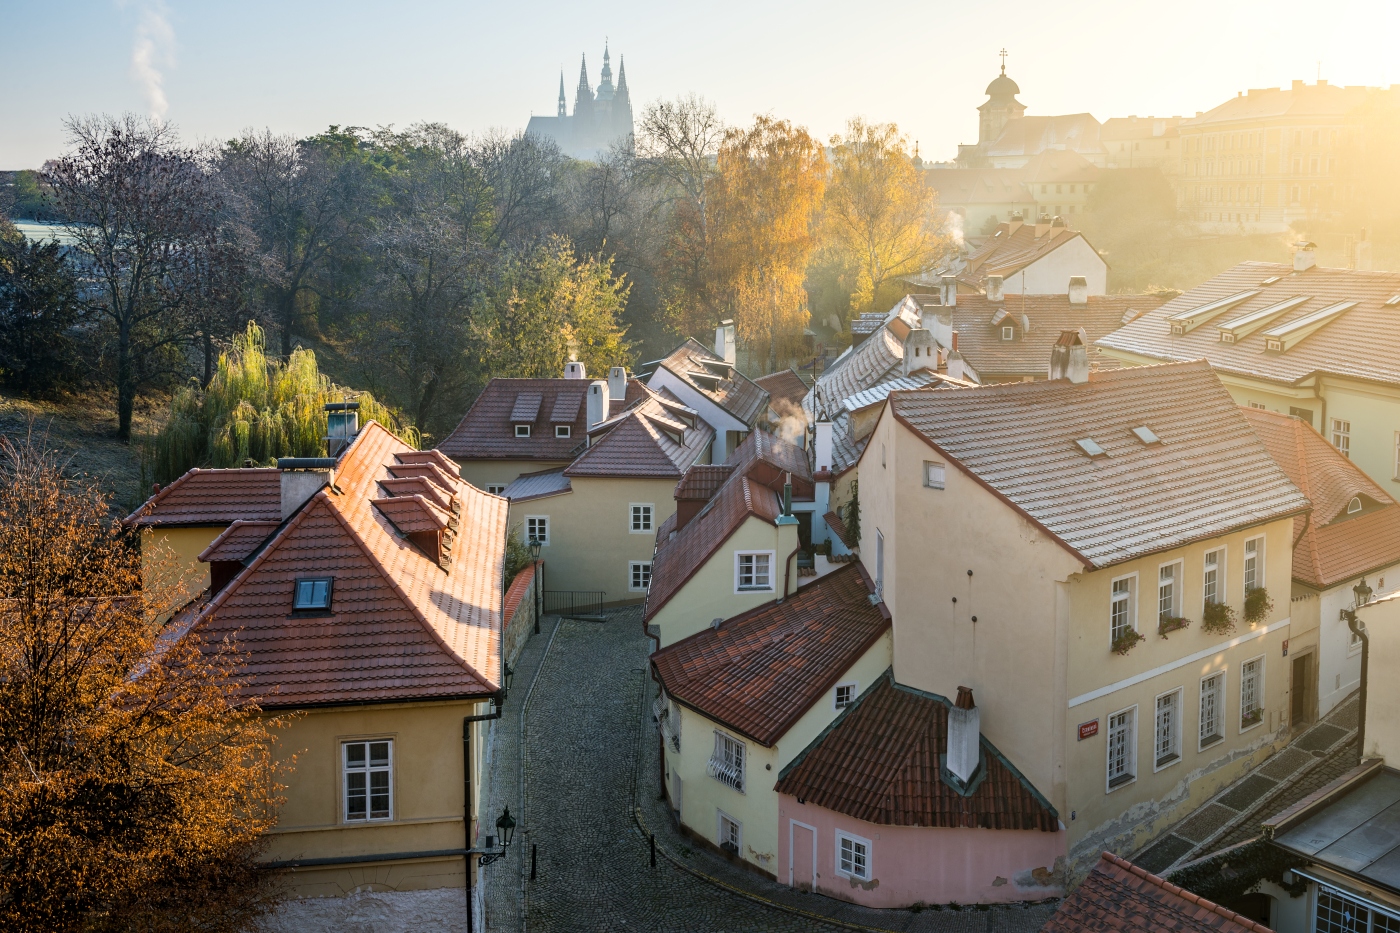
[[529, 537, 543, 634], [1343, 576, 1373, 759], [478, 806, 517, 867]]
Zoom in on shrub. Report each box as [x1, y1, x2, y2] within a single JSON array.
[[1202, 600, 1237, 635], [1111, 629, 1145, 655], [1244, 587, 1274, 625]]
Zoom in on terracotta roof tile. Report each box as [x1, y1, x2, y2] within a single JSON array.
[[1042, 851, 1272, 933], [198, 521, 281, 563], [654, 339, 770, 425], [437, 378, 590, 461], [755, 369, 809, 414], [651, 563, 889, 746], [774, 673, 1059, 831], [565, 386, 714, 479], [372, 494, 452, 534], [891, 362, 1310, 569], [192, 423, 507, 708], [378, 476, 455, 513], [125, 468, 281, 527], [675, 465, 734, 501]]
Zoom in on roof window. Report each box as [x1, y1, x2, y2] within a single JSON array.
[[1167, 290, 1261, 335], [515, 424, 531, 437], [1076, 438, 1107, 458], [293, 577, 333, 611], [1216, 295, 1311, 344], [1260, 300, 1358, 353], [1385, 295, 1400, 307], [555, 424, 571, 438], [1131, 426, 1161, 445], [1260, 276, 1281, 285]]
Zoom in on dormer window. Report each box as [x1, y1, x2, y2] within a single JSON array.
[[1001, 326, 1014, 340], [1076, 438, 1107, 458], [555, 425, 571, 438], [515, 424, 531, 438], [1348, 497, 1363, 515], [293, 577, 333, 611]]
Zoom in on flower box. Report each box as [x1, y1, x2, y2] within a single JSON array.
[[1244, 587, 1273, 626], [1111, 629, 1145, 656], [1201, 601, 1237, 636], [1158, 616, 1191, 638]]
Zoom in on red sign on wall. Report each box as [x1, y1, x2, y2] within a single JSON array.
[[1078, 719, 1100, 741]]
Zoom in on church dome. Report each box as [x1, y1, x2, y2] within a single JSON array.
[[985, 70, 1020, 98]]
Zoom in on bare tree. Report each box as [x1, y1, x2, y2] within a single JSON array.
[[470, 130, 570, 247]]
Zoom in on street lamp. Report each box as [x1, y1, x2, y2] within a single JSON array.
[[478, 806, 516, 867], [1355, 576, 1374, 608], [503, 663, 514, 695], [528, 537, 543, 634], [528, 538, 542, 562]]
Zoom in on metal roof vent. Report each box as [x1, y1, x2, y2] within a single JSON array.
[[710, 617, 724, 630], [1076, 438, 1107, 458], [1132, 426, 1161, 445]]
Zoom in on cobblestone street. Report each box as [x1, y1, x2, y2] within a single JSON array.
[[483, 608, 1057, 933]]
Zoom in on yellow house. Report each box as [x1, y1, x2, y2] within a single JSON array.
[[501, 384, 713, 604], [175, 426, 521, 928], [860, 349, 1310, 876], [1098, 252, 1400, 493]]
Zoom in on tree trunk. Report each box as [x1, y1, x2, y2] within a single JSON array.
[[116, 319, 134, 443], [279, 290, 295, 358], [202, 327, 215, 388]]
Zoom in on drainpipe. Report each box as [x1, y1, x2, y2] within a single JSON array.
[[1344, 608, 1369, 759], [464, 696, 504, 933]]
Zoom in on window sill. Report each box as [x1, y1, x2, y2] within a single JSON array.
[[1199, 734, 1224, 751], [835, 870, 871, 882], [1154, 754, 1181, 771], [1240, 718, 1263, 733], [1107, 773, 1137, 791], [736, 586, 773, 593]]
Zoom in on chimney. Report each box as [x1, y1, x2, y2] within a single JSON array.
[[1294, 241, 1318, 272], [564, 360, 587, 379], [986, 274, 1005, 303], [608, 365, 628, 401], [1292, 79, 1305, 92], [902, 328, 937, 376], [586, 380, 610, 433], [813, 421, 833, 477], [940, 274, 958, 308], [324, 401, 360, 457], [1068, 276, 1088, 305], [715, 320, 736, 365], [1048, 328, 1089, 384], [946, 686, 981, 784], [277, 458, 335, 520], [946, 331, 965, 381]]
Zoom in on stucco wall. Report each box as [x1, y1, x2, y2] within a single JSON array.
[[506, 476, 680, 602], [1003, 236, 1107, 296], [776, 798, 1066, 908], [1356, 593, 1400, 760], [455, 459, 571, 493], [646, 367, 746, 461], [141, 524, 223, 602]]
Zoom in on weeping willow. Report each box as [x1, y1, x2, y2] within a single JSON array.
[[145, 323, 418, 485]]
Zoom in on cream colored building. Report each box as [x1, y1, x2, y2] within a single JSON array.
[[1102, 116, 1182, 173], [859, 349, 1309, 874]]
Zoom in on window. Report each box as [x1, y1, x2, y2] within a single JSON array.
[[1159, 562, 1182, 621], [514, 424, 531, 437], [1348, 497, 1363, 515], [1332, 419, 1351, 457], [717, 810, 742, 854], [1200, 672, 1225, 748], [1111, 575, 1137, 643], [1316, 883, 1400, 933], [1107, 707, 1137, 789], [1248, 401, 1267, 410], [1203, 549, 1224, 607], [630, 503, 654, 533], [834, 683, 857, 709], [344, 740, 392, 822], [629, 561, 652, 592], [486, 484, 507, 495], [708, 732, 745, 792], [1240, 657, 1264, 730], [735, 552, 773, 592], [555, 424, 571, 438], [924, 461, 945, 489], [836, 830, 871, 880], [1155, 689, 1182, 769], [1244, 537, 1264, 592], [1001, 325, 1014, 340], [525, 515, 549, 547], [293, 577, 333, 611]]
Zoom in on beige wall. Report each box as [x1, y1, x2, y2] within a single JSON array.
[[140, 525, 223, 603], [650, 516, 800, 648], [266, 698, 492, 897], [1356, 593, 1400, 760], [506, 476, 679, 603], [456, 459, 571, 493]]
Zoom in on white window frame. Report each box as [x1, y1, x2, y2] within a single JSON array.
[[834, 682, 857, 710], [835, 829, 872, 881], [924, 461, 945, 489], [343, 738, 393, 823], [1332, 418, 1351, 458], [629, 503, 655, 534], [1199, 670, 1226, 750], [1244, 536, 1265, 592], [629, 560, 652, 593], [486, 484, 508, 496], [1203, 547, 1226, 610], [1240, 655, 1265, 732], [1154, 688, 1183, 771], [1110, 572, 1138, 645], [734, 550, 775, 593], [708, 731, 746, 793], [717, 809, 743, 854], [293, 577, 334, 611], [525, 515, 550, 547], [555, 424, 571, 438], [1106, 705, 1138, 792], [1158, 560, 1183, 622], [1315, 882, 1400, 933], [515, 424, 531, 438], [1001, 325, 1015, 341]]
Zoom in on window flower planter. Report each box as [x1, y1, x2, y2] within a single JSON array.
[[1111, 629, 1145, 656], [1243, 587, 1273, 626], [1201, 601, 1237, 636], [1241, 708, 1263, 727], [1158, 615, 1191, 638]]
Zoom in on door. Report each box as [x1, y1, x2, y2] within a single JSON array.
[[1291, 652, 1313, 726], [671, 775, 682, 820], [790, 820, 816, 892]]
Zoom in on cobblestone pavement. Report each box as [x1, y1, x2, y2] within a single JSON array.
[[485, 608, 1056, 933]]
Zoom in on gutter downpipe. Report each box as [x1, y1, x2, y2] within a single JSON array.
[[1344, 607, 1369, 760]]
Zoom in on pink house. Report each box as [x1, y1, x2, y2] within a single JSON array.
[[774, 675, 1066, 907]]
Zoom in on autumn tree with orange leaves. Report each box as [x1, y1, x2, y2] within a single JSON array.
[[0, 435, 286, 933]]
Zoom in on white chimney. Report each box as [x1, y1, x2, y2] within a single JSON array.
[[564, 360, 587, 379], [586, 380, 610, 433], [946, 686, 981, 784], [1068, 276, 1088, 306], [608, 365, 628, 401], [1048, 328, 1089, 384], [715, 320, 737, 365], [986, 274, 1005, 303], [813, 420, 833, 476], [1294, 241, 1318, 272], [940, 274, 958, 308], [278, 461, 333, 520], [903, 328, 937, 376], [946, 331, 965, 381]]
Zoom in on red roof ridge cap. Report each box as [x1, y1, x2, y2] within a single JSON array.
[[1097, 852, 1273, 932]]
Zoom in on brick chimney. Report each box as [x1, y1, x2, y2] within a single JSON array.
[[903, 328, 937, 376], [277, 459, 335, 520], [946, 686, 981, 784]]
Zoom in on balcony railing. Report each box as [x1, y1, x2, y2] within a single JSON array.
[[653, 698, 680, 752]]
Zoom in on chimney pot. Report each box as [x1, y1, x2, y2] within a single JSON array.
[[564, 360, 587, 379], [986, 275, 1005, 303], [715, 320, 737, 365], [940, 274, 958, 308], [608, 366, 628, 402], [1048, 328, 1089, 384], [1068, 276, 1089, 305], [1294, 241, 1318, 272], [946, 330, 965, 381]]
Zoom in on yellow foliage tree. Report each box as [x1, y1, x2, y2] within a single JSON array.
[[825, 119, 945, 317]]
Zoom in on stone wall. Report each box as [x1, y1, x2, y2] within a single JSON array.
[[503, 561, 539, 669]]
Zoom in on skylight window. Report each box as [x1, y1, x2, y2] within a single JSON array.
[[1386, 295, 1400, 307], [1260, 276, 1281, 285], [1076, 438, 1107, 458], [1132, 426, 1161, 445], [293, 577, 333, 611]]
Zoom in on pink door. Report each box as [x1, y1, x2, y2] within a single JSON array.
[[790, 821, 815, 892]]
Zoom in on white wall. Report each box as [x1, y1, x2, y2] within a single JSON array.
[[646, 366, 749, 461], [1004, 236, 1107, 296]]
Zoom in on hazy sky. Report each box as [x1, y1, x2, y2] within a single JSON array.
[[4, 0, 1398, 169]]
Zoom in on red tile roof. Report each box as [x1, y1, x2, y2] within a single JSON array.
[[774, 673, 1059, 831], [191, 422, 507, 708], [1243, 407, 1400, 588], [653, 339, 770, 426], [952, 220, 1093, 290], [125, 468, 281, 527], [1041, 851, 1272, 933], [651, 563, 889, 746], [675, 465, 734, 501], [565, 385, 714, 479], [437, 378, 591, 462], [198, 520, 281, 563], [755, 369, 809, 415]]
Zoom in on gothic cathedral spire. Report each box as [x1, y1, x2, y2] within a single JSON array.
[[574, 54, 594, 121], [557, 70, 567, 118]]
